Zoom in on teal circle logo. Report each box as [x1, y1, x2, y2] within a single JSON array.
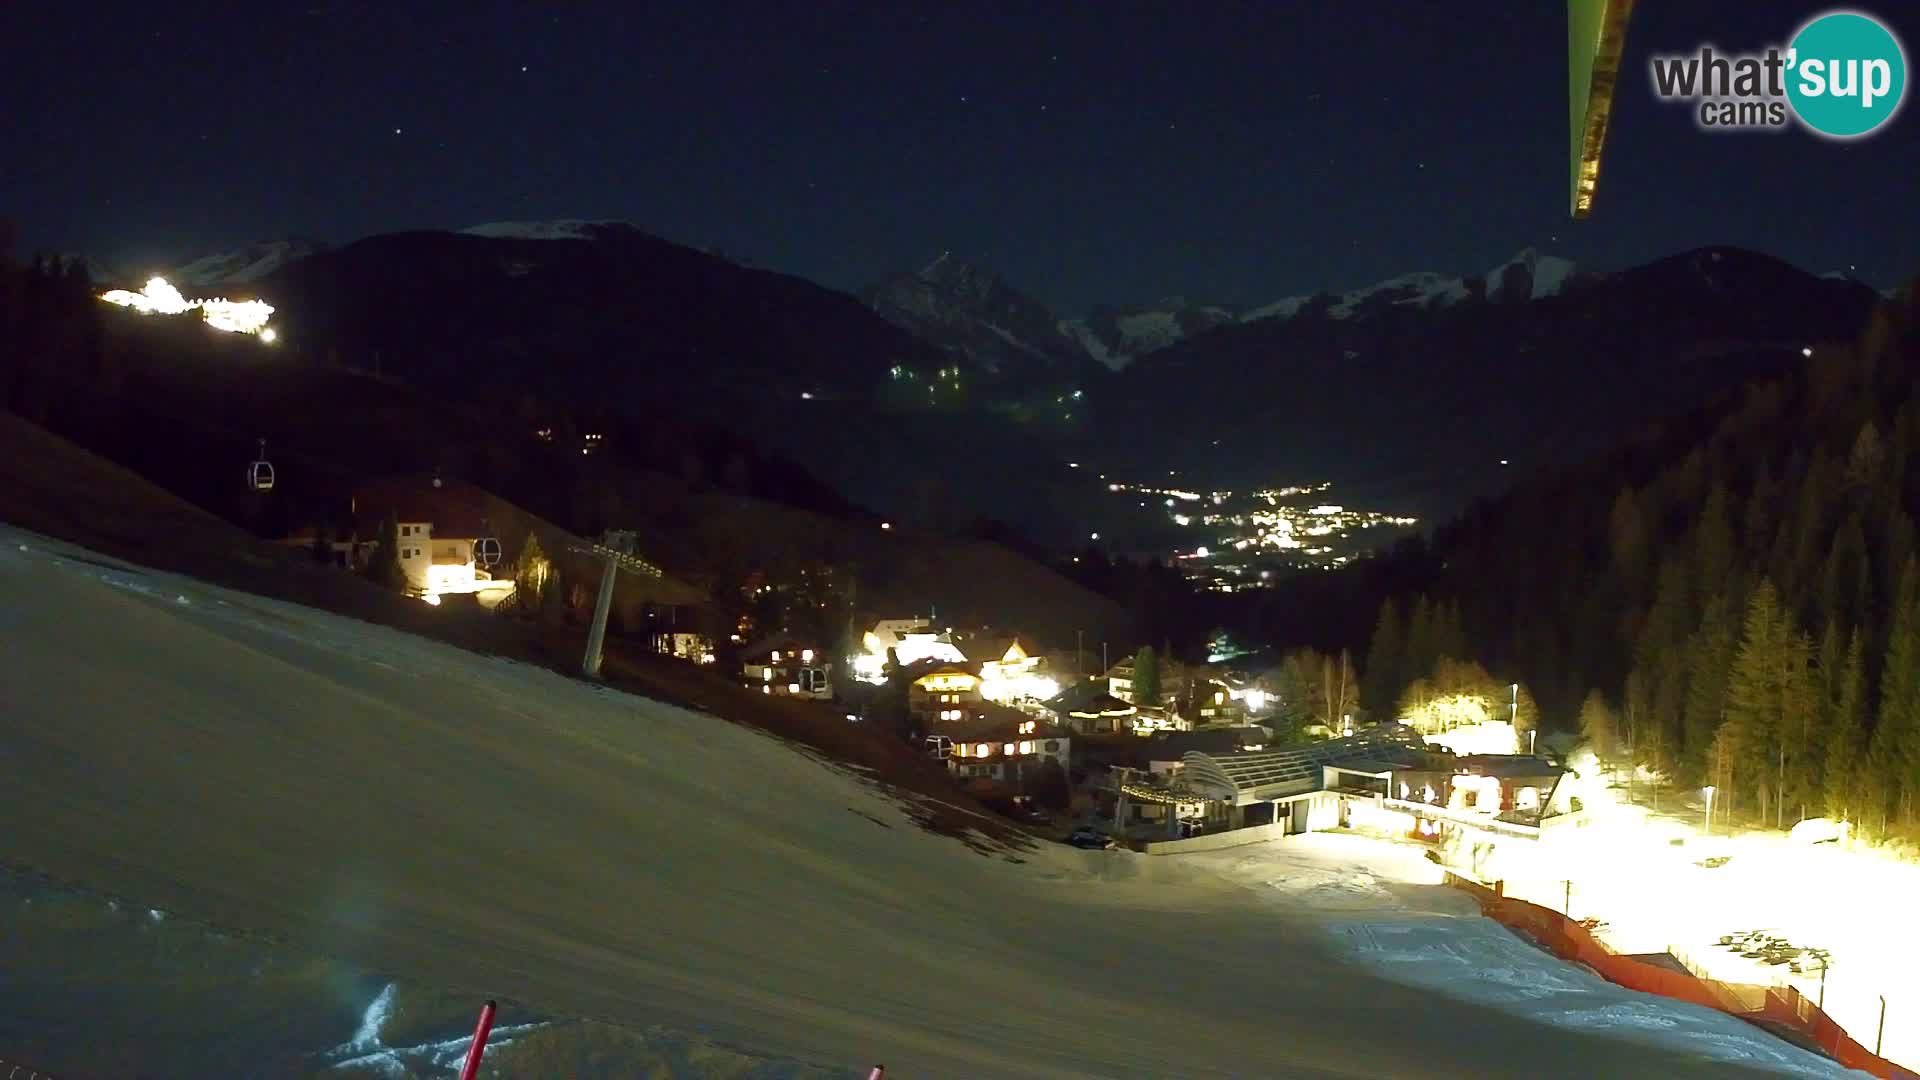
[[1786, 11, 1907, 138]]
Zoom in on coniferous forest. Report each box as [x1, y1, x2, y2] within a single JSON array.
[[1350, 279, 1920, 836]]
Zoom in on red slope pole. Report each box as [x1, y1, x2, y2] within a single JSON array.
[[868, 1068, 885, 1080], [458, 999, 498, 1080]]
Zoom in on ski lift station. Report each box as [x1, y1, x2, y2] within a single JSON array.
[[1122, 724, 1585, 865]]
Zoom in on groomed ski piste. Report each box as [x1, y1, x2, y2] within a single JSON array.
[[0, 524, 1866, 1078]]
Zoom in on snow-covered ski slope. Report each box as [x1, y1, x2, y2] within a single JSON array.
[[0, 525, 1860, 1078]]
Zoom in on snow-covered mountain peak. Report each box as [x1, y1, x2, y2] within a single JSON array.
[[862, 255, 1084, 373], [172, 238, 329, 288], [1486, 248, 1577, 301]]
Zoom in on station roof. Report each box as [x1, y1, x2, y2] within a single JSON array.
[[1182, 725, 1429, 804]]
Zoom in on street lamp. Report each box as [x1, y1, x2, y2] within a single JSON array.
[[1702, 785, 1716, 838]]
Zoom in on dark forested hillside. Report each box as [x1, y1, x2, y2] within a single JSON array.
[[1346, 278, 1920, 835], [1092, 248, 1881, 518]]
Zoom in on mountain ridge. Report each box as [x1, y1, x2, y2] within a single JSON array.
[[867, 247, 1590, 374]]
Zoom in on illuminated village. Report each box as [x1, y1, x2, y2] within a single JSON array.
[[1105, 476, 1420, 586]]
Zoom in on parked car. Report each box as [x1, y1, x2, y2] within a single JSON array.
[[1066, 827, 1114, 850], [1788, 817, 1846, 845]]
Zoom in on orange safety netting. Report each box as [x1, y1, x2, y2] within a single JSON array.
[[1445, 874, 1915, 1079]]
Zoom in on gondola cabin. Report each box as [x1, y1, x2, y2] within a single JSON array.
[[248, 440, 275, 492]]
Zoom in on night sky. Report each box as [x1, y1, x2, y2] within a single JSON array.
[[7, 1, 1916, 314]]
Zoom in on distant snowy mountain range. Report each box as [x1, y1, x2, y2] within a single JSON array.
[[868, 248, 1586, 372], [108, 224, 1888, 379]]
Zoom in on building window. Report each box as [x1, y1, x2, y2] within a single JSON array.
[[1045, 740, 1059, 752]]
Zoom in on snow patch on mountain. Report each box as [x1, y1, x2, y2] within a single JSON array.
[[1060, 321, 1115, 368], [1245, 272, 1462, 323], [1242, 249, 1576, 327], [1059, 299, 1240, 371], [1115, 311, 1184, 353], [1487, 248, 1576, 301], [173, 239, 328, 288]]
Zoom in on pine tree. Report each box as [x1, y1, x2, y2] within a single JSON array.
[[1788, 451, 1836, 590], [1579, 689, 1617, 757], [1268, 659, 1312, 742], [1635, 557, 1693, 679], [1781, 630, 1822, 822], [1363, 598, 1405, 714], [1607, 486, 1650, 588], [1432, 599, 1469, 665], [1720, 580, 1804, 822], [1877, 558, 1920, 825], [1405, 595, 1435, 683], [515, 532, 550, 613], [1132, 646, 1161, 706], [1693, 486, 1736, 601], [1682, 594, 1737, 778], [1824, 629, 1867, 821], [1818, 515, 1871, 634], [1742, 459, 1775, 560]]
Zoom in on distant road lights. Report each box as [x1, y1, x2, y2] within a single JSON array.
[[800, 391, 814, 400], [260, 327, 278, 344], [1089, 532, 1099, 541], [1195, 546, 1209, 557], [880, 522, 891, 531], [1801, 347, 1814, 358], [1499, 458, 1509, 466], [1702, 785, 1716, 836]]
